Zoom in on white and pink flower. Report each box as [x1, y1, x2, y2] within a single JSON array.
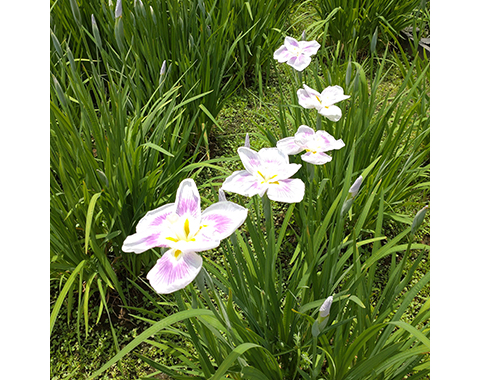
[[277, 125, 345, 165], [221, 147, 305, 203], [297, 84, 350, 122], [273, 36, 320, 72], [122, 179, 248, 294]]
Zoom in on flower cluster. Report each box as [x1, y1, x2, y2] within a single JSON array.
[[122, 33, 351, 297]]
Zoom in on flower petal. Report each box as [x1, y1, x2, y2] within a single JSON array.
[[288, 54, 311, 71], [294, 125, 316, 147], [200, 201, 248, 241], [315, 130, 345, 151], [222, 170, 266, 197], [319, 105, 343, 122], [297, 85, 321, 110], [257, 147, 290, 167], [171, 235, 220, 253], [298, 40, 321, 56], [273, 45, 292, 63], [238, 147, 263, 174], [277, 136, 304, 155], [175, 179, 201, 220], [135, 203, 176, 232], [284, 36, 300, 49], [146, 250, 203, 294], [301, 151, 332, 165], [122, 228, 167, 254], [266, 178, 305, 203], [320, 85, 350, 106]]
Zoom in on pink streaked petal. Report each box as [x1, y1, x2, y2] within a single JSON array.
[[257, 147, 290, 167], [294, 125, 316, 147], [266, 178, 305, 203], [273, 45, 292, 63], [200, 201, 248, 241], [298, 40, 321, 56], [301, 151, 332, 165], [146, 250, 203, 294], [222, 170, 266, 197], [135, 203, 176, 232], [319, 105, 343, 122], [122, 229, 167, 254], [238, 147, 263, 174], [288, 55, 311, 71], [274, 162, 302, 181], [315, 130, 345, 150], [277, 136, 304, 155], [297, 88, 320, 110], [320, 85, 350, 106], [284, 36, 300, 49], [303, 84, 322, 98], [175, 179, 201, 220]]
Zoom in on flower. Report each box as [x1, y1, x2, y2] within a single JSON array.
[[277, 125, 345, 165], [349, 175, 363, 198], [221, 147, 305, 203], [297, 84, 350, 122], [273, 36, 321, 72], [122, 179, 248, 293]]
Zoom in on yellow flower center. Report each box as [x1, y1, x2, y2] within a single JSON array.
[[257, 170, 280, 185], [165, 216, 197, 243]]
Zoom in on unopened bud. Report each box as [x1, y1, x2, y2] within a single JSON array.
[[115, 0, 122, 18], [312, 296, 333, 337], [319, 296, 333, 318], [244, 133, 250, 148], [160, 60, 167, 75], [349, 175, 363, 198], [218, 188, 227, 202], [411, 205, 429, 236]]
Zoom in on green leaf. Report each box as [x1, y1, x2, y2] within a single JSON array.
[[210, 343, 263, 380], [50, 260, 86, 335], [84, 192, 101, 255], [387, 321, 430, 350], [142, 142, 175, 157], [89, 309, 215, 379]]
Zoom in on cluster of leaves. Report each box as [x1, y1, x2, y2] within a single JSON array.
[[50, 0, 293, 335]]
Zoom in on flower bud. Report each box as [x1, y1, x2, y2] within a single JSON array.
[[160, 60, 167, 75], [244, 133, 250, 148], [411, 205, 429, 236], [349, 175, 363, 198], [312, 296, 333, 337], [218, 188, 227, 202], [115, 0, 122, 18], [319, 296, 333, 318]]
